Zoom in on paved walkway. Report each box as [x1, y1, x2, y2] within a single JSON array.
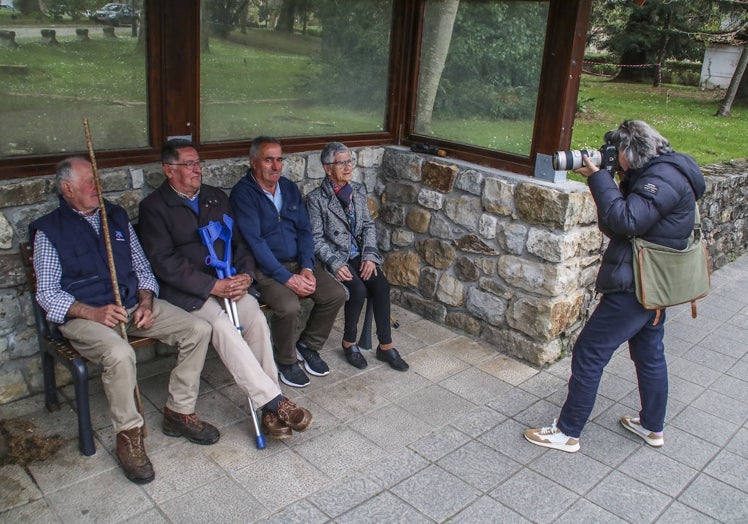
[[1, 254, 747, 523]]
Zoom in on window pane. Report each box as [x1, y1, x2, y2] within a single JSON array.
[[0, 2, 148, 158], [200, 0, 392, 143], [415, 1, 549, 156]]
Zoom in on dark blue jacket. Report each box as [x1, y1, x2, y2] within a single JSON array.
[[230, 170, 315, 284], [588, 152, 706, 294], [30, 197, 139, 309]]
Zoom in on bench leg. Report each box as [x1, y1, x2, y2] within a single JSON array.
[[358, 298, 375, 350], [41, 349, 61, 411], [70, 358, 96, 456]]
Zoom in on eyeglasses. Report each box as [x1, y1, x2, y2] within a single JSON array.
[[326, 159, 355, 167], [166, 160, 203, 170]]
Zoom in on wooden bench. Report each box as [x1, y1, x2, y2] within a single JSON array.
[[20, 242, 156, 456]]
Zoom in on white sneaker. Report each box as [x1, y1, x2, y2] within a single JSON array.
[[620, 415, 664, 447], [524, 419, 580, 453]]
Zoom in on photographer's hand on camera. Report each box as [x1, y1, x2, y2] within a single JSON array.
[[573, 154, 600, 179]]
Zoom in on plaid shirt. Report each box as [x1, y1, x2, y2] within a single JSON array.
[[33, 210, 158, 324]]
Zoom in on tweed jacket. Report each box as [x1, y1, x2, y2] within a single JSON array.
[[306, 177, 382, 274]]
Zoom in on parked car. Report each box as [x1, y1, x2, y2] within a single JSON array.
[[91, 3, 134, 26]]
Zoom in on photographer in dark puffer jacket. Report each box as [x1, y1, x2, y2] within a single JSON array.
[[524, 120, 706, 453]]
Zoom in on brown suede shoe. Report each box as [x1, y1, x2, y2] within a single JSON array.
[[261, 411, 292, 439], [116, 426, 154, 484], [162, 406, 220, 445], [277, 398, 313, 432]]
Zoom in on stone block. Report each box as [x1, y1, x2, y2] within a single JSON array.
[[0, 178, 55, 208], [515, 183, 595, 230], [418, 266, 438, 298], [454, 256, 480, 282], [498, 254, 580, 297], [478, 213, 497, 240], [422, 161, 458, 193], [445, 312, 481, 335], [101, 169, 130, 191], [506, 291, 585, 342], [416, 238, 455, 269], [454, 234, 497, 255], [384, 182, 418, 203], [0, 369, 28, 403], [397, 291, 446, 323], [430, 214, 464, 239], [306, 154, 325, 179], [466, 288, 506, 326], [436, 273, 465, 306], [481, 326, 563, 366], [382, 148, 422, 181], [445, 195, 481, 229], [282, 155, 305, 182], [357, 147, 384, 168], [456, 169, 484, 195], [380, 203, 405, 226], [500, 221, 528, 255], [482, 177, 515, 216], [391, 229, 414, 247], [406, 207, 430, 233], [417, 188, 444, 210], [0, 214, 12, 249], [382, 251, 420, 287]]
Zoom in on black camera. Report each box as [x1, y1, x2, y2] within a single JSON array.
[[552, 143, 617, 176]]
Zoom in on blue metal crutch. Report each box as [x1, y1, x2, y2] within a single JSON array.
[[199, 214, 266, 450]]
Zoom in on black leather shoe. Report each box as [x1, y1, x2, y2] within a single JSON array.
[[376, 346, 409, 371], [343, 344, 368, 369]]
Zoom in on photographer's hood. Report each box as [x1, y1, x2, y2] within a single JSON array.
[[646, 152, 706, 200]]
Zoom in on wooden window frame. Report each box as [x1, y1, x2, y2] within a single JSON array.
[[0, 0, 591, 180]]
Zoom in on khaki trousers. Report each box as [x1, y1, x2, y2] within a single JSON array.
[[192, 294, 281, 408], [59, 298, 211, 433], [254, 261, 346, 365]]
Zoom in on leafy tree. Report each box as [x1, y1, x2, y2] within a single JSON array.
[[312, 0, 392, 110]]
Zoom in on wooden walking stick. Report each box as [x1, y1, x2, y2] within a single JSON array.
[[83, 117, 146, 435]]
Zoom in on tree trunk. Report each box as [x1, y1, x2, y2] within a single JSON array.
[[716, 44, 748, 117], [652, 10, 671, 88], [275, 0, 296, 32], [414, 0, 460, 135]]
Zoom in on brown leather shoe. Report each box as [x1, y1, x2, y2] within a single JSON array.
[[116, 426, 154, 484], [162, 406, 220, 445], [261, 411, 292, 439], [277, 398, 313, 432]]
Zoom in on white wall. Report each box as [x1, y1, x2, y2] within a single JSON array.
[[700, 44, 744, 90]]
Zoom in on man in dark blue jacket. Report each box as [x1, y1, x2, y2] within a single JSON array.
[[525, 120, 706, 453], [31, 157, 219, 484], [230, 137, 345, 388]]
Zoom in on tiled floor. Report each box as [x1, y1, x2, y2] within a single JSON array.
[[1, 254, 747, 523]]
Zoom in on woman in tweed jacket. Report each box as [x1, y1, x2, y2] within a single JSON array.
[[306, 142, 408, 372]]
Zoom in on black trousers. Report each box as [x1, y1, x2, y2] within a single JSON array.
[[342, 257, 392, 346]]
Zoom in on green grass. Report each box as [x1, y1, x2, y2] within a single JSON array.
[[570, 76, 746, 166]]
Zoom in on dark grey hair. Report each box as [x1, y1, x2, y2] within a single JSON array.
[[250, 136, 281, 159], [604, 120, 672, 170], [161, 138, 196, 164], [55, 156, 88, 194], [320, 142, 351, 165]]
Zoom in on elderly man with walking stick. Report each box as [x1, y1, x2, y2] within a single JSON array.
[[137, 138, 313, 444], [30, 156, 220, 484]]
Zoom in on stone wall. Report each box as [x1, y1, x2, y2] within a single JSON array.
[[1, 149, 746, 404]]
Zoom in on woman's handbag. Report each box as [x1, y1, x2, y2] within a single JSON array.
[[631, 203, 711, 323]]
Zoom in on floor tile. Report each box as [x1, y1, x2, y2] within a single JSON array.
[[391, 464, 480, 522], [335, 491, 431, 524], [585, 471, 671, 523], [490, 468, 577, 523]]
